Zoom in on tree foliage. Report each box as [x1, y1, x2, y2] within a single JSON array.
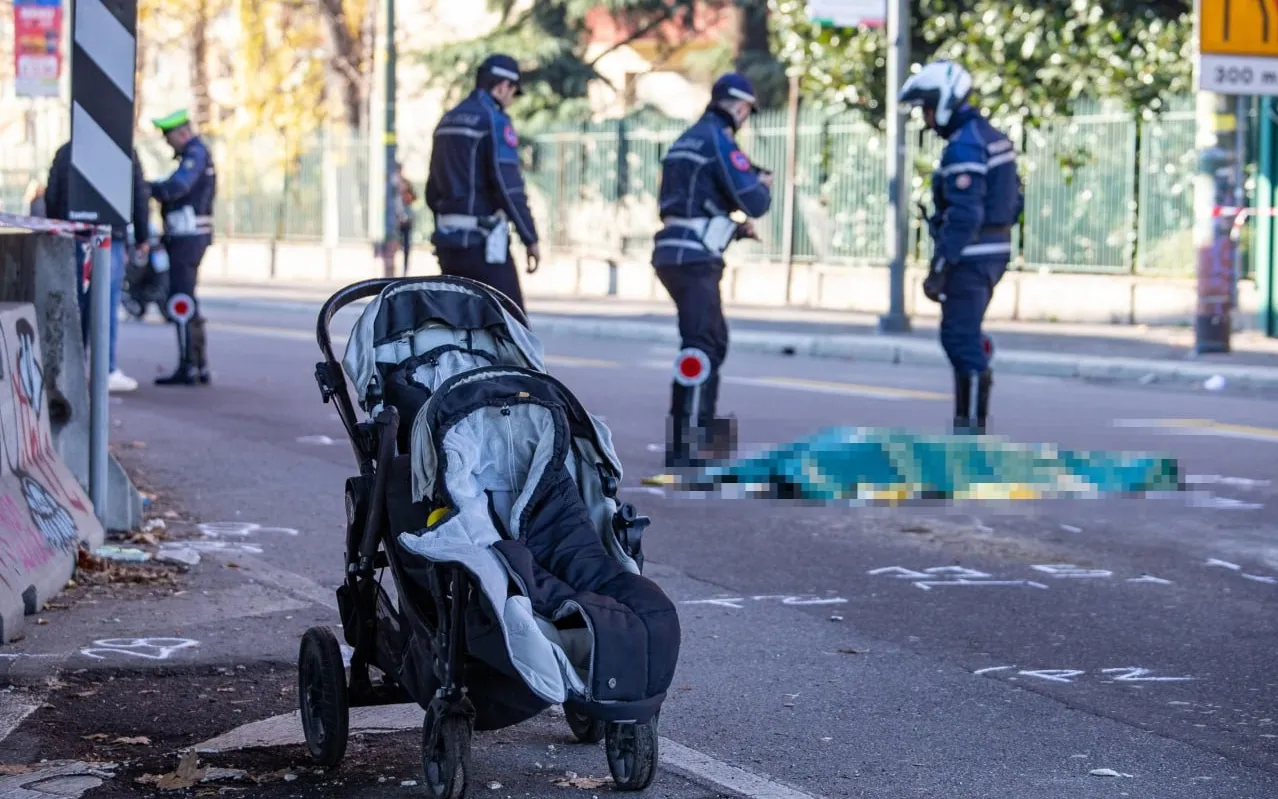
[[768, 0, 1194, 125], [417, 0, 748, 130]]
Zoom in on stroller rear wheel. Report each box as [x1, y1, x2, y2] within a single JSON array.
[[298, 626, 350, 768], [565, 706, 605, 744], [421, 700, 472, 799], [605, 717, 659, 791]]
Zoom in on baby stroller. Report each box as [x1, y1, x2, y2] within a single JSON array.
[[305, 275, 681, 797]]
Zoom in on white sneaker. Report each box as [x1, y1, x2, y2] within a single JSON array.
[[108, 369, 139, 393]]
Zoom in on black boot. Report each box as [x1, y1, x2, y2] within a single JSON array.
[[191, 315, 211, 384], [973, 369, 993, 434], [696, 371, 736, 464], [155, 321, 197, 386], [952, 370, 975, 435], [665, 382, 697, 469]]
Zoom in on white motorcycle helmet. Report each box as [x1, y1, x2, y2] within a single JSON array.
[[898, 61, 973, 129]]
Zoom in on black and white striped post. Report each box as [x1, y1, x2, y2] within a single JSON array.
[[66, 0, 138, 522]]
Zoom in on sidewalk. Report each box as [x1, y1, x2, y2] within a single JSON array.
[[199, 277, 1278, 393]]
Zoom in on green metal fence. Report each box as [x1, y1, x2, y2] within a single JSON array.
[[0, 96, 1209, 276], [527, 98, 1204, 275]]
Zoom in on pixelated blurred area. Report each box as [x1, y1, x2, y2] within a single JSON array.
[[666, 427, 1184, 505]]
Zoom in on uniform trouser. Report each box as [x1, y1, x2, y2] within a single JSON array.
[[164, 237, 210, 370], [654, 262, 731, 461], [939, 257, 1006, 374], [435, 245, 526, 315]]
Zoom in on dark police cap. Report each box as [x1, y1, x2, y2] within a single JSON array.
[[478, 54, 524, 95]]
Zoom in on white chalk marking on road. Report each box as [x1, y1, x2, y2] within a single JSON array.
[[1189, 494, 1264, 511], [1127, 575, 1174, 585], [659, 738, 826, 799], [1031, 564, 1114, 579], [915, 579, 1050, 590], [79, 638, 200, 661], [1186, 475, 1271, 489], [1020, 669, 1085, 683], [296, 434, 337, 446], [1060, 524, 1084, 534], [1207, 559, 1242, 571], [1241, 574, 1278, 584], [973, 666, 1015, 676], [1100, 668, 1195, 683], [198, 521, 300, 538], [162, 539, 265, 555]]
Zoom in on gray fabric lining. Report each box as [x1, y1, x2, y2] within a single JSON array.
[[398, 402, 590, 703]]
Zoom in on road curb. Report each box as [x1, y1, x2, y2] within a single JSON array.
[[527, 314, 1278, 392]]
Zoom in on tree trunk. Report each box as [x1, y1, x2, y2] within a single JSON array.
[[318, 0, 369, 134], [190, 0, 211, 129]]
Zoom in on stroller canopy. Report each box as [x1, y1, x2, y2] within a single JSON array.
[[342, 279, 546, 411]]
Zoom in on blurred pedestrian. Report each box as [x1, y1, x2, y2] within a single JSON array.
[[397, 163, 417, 276], [44, 142, 151, 393]]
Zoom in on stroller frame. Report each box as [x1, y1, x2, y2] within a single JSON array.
[[302, 276, 659, 798]]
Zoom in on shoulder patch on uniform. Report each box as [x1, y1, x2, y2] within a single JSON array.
[[955, 174, 972, 190], [182, 158, 195, 170], [729, 151, 751, 172], [503, 124, 519, 148]]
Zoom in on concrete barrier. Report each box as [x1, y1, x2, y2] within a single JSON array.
[[199, 238, 1262, 330], [0, 302, 104, 644], [0, 230, 143, 534]]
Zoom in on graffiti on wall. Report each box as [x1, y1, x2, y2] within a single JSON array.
[[0, 310, 87, 591]]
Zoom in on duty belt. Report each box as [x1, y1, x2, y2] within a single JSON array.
[[436, 213, 500, 232], [657, 216, 737, 256]]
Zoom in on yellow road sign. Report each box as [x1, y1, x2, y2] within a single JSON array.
[[1198, 0, 1278, 94], [1199, 0, 1278, 57]]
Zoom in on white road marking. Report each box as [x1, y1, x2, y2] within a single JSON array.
[[0, 690, 41, 746]]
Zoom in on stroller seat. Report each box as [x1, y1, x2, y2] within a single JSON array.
[[398, 367, 681, 723]]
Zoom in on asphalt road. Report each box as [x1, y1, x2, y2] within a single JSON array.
[[3, 294, 1277, 798]]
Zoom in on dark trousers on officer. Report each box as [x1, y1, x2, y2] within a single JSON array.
[[435, 245, 526, 315], [655, 261, 732, 465], [157, 236, 210, 386], [939, 257, 1006, 432]]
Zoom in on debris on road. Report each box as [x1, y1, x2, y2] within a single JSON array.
[[1090, 768, 1134, 778], [552, 772, 610, 790], [95, 545, 152, 563], [76, 548, 178, 586]]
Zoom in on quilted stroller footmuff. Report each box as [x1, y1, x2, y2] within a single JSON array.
[[398, 368, 681, 723]]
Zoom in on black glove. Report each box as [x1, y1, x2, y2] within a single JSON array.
[[922, 255, 949, 303]]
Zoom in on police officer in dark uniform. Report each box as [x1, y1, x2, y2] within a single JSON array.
[[426, 54, 539, 313], [148, 109, 217, 386], [652, 73, 773, 468], [899, 61, 1024, 434]]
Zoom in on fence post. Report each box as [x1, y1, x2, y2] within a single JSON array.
[[781, 72, 800, 305]]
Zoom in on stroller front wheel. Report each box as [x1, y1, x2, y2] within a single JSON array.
[[298, 626, 350, 768], [421, 700, 472, 799], [565, 706, 605, 744], [605, 717, 659, 791]]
